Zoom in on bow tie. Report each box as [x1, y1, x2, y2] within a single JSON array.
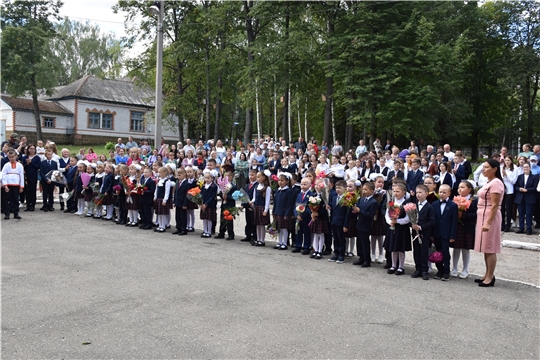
[[441, 200, 447, 204]]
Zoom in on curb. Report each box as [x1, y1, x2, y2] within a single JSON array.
[[502, 240, 540, 251]]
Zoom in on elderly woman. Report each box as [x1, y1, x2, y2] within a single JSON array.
[[474, 159, 504, 287], [127, 147, 142, 166]]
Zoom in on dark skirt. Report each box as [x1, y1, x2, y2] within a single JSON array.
[[200, 206, 217, 222], [187, 196, 199, 210], [274, 215, 292, 230], [154, 198, 170, 215], [451, 223, 475, 250], [126, 194, 140, 210], [384, 223, 412, 252], [309, 218, 330, 234], [254, 205, 270, 226], [102, 193, 113, 206], [370, 213, 386, 236], [83, 190, 94, 202], [166, 196, 173, 210], [76, 190, 84, 199], [345, 218, 357, 237]]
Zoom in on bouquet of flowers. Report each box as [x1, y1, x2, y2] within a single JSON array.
[[81, 173, 92, 194], [428, 244, 443, 263], [266, 220, 278, 239], [338, 191, 359, 208], [197, 176, 205, 188], [94, 193, 105, 206], [403, 202, 420, 243], [61, 190, 74, 201], [217, 176, 232, 196], [269, 174, 279, 192], [387, 201, 402, 231], [134, 183, 148, 195], [90, 182, 100, 193], [121, 175, 135, 203], [295, 203, 306, 232], [113, 184, 122, 193], [307, 196, 322, 226], [45, 170, 67, 185], [187, 187, 203, 205], [222, 206, 243, 224], [231, 189, 250, 203], [453, 196, 471, 220]]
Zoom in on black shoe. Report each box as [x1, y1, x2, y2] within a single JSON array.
[[474, 278, 486, 283], [441, 274, 450, 281], [321, 250, 332, 255], [40, 207, 46, 211], [434, 271, 442, 280], [395, 268, 405, 275], [48, 207, 54, 211], [172, 230, 181, 234], [214, 234, 225, 239], [4, 215, 9, 220], [70, 210, 77, 213], [187, 228, 195, 232], [29, 206, 35, 212], [13, 214, 21, 219], [63, 209, 71, 213], [411, 270, 422, 278], [328, 254, 339, 262], [226, 236, 234, 240], [503, 227, 510, 232], [44, 208, 49, 212], [118, 222, 126, 225], [60, 204, 65, 211], [24, 207, 31, 212], [383, 264, 392, 269], [310, 252, 317, 258], [291, 248, 301, 253], [352, 259, 363, 266], [360, 263, 371, 268], [478, 276, 495, 287], [240, 237, 251, 242], [178, 231, 188, 236], [526, 230, 533, 235], [142, 226, 152, 230], [515, 229, 525, 234], [422, 272, 429, 280], [301, 249, 311, 255]]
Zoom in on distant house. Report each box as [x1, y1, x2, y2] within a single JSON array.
[[0, 75, 179, 145]]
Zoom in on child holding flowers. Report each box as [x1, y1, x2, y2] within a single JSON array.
[[384, 182, 412, 275], [216, 172, 237, 240], [450, 180, 477, 279], [185, 166, 198, 232], [371, 176, 387, 264], [344, 179, 360, 258], [309, 179, 329, 259], [250, 170, 272, 246], [329, 180, 348, 263], [272, 172, 294, 250], [83, 164, 96, 217], [94, 163, 105, 218], [100, 163, 115, 220], [173, 168, 190, 236], [73, 161, 87, 215], [126, 164, 141, 226], [410, 184, 435, 280], [153, 167, 172, 233], [200, 170, 218, 238], [139, 168, 156, 230]]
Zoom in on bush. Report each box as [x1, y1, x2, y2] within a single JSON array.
[[105, 142, 115, 151]]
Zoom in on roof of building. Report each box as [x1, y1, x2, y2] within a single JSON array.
[[47, 75, 154, 108], [1, 95, 73, 115]]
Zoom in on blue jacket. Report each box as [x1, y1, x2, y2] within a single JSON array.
[[100, 172, 114, 195], [406, 170, 424, 193], [432, 199, 458, 240], [201, 183, 218, 208], [514, 174, 538, 205], [354, 196, 378, 233], [293, 189, 312, 221], [40, 159, 58, 182], [330, 193, 348, 227], [140, 175, 156, 204], [273, 187, 294, 217], [175, 179, 191, 208], [22, 155, 40, 181], [412, 201, 435, 239]]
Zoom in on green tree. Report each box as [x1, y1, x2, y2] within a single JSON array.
[[1, 0, 63, 141]]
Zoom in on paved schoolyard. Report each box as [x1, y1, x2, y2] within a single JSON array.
[[2, 209, 539, 359]]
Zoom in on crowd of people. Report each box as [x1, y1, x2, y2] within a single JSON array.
[[2, 132, 540, 287]]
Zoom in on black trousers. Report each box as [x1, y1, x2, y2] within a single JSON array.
[[41, 181, 54, 208], [25, 177, 37, 207], [501, 193, 514, 229], [412, 233, 430, 272], [244, 207, 256, 240], [175, 206, 187, 231], [4, 186, 20, 215], [118, 193, 127, 222], [141, 203, 153, 227], [332, 225, 345, 257], [219, 215, 234, 236], [356, 231, 371, 264]]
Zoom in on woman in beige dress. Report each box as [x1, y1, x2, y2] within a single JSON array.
[[474, 159, 504, 287]]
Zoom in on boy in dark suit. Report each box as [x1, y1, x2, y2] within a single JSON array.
[[287, 173, 301, 247], [216, 172, 237, 240], [432, 184, 458, 281], [328, 180, 348, 263], [139, 168, 156, 229], [351, 181, 378, 267], [406, 158, 424, 200], [411, 184, 435, 280], [241, 169, 258, 243], [40, 150, 58, 211], [173, 168, 189, 235], [293, 177, 312, 254]]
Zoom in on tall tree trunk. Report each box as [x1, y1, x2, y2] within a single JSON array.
[[243, 0, 255, 145], [30, 77, 43, 142], [176, 59, 184, 142], [214, 72, 223, 141], [205, 46, 211, 141], [282, 12, 290, 142], [323, 14, 334, 144]]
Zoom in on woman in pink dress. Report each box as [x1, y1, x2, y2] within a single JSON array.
[[474, 159, 504, 287]]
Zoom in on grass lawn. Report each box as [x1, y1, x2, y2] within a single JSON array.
[[57, 144, 111, 157]]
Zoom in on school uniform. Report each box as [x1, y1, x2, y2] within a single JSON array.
[[200, 182, 218, 222], [139, 175, 156, 228], [439, 172, 453, 189], [353, 195, 378, 266], [370, 192, 387, 237], [253, 185, 271, 226], [268, 158, 281, 175], [293, 189, 312, 251], [330, 193, 348, 259], [242, 181, 258, 242], [288, 183, 301, 246], [154, 178, 172, 215], [100, 172, 114, 206], [125, 176, 140, 212], [218, 184, 237, 238], [64, 165, 78, 212], [324, 188, 338, 254], [174, 178, 190, 234], [384, 198, 412, 261], [83, 174, 96, 202], [406, 169, 424, 198], [451, 198, 477, 250], [40, 159, 58, 210], [273, 186, 294, 230], [384, 170, 404, 190], [432, 199, 458, 276], [22, 155, 40, 211], [452, 163, 467, 195], [514, 173, 539, 233], [309, 195, 329, 234], [1, 160, 24, 217], [58, 157, 70, 209], [186, 178, 199, 210], [411, 200, 435, 276]]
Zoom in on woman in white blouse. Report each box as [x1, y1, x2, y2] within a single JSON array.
[[501, 155, 517, 231]]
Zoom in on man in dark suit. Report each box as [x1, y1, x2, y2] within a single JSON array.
[[432, 184, 458, 281], [139, 168, 156, 229], [39, 150, 58, 211], [451, 152, 469, 196], [411, 184, 435, 280], [241, 169, 258, 243], [406, 158, 424, 200], [514, 163, 538, 235], [351, 182, 378, 267], [328, 180, 348, 264]]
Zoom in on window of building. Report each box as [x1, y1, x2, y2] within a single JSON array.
[[43, 117, 55, 128], [130, 111, 144, 132], [88, 112, 101, 129], [88, 111, 113, 130], [102, 113, 112, 129]]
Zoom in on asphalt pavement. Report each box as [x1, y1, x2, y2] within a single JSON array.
[[2, 209, 539, 359]]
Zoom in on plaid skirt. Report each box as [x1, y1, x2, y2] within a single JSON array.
[[126, 194, 140, 210], [200, 206, 217, 222], [274, 215, 292, 230], [154, 198, 170, 215], [309, 218, 330, 234], [370, 213, 386, 236], [187, 198, 199, 210], [451, 224, 475, 250], [344, 218, 357, 238], [254, 205, 270, 226], [83, 190, 94, 202], [102, 193, 113, 206]]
